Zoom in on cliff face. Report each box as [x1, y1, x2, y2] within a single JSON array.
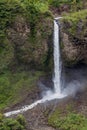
[[1, 7, 87, 73], [0, 15, 53, 72], [60, 10, 87, 67]]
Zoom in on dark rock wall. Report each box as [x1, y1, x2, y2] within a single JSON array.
[[5, 15, 53, 71], [60, 10, 87, 67]]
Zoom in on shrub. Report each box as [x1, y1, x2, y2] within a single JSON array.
[[22, 0, 51, 37], [17, 114, 26, 126], [62, 9, 87, 36], [0, 114, 26, 130], [48, 112, 87, 130], [0, 0, 22, 39]]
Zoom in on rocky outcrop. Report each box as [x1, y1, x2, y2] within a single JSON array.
[[6, 15, 53, 71], [2, 9, 87, 71], [60, 10, 87, 67]]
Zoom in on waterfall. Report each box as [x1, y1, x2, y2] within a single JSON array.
[[4, 18, 66, 117], [53, 18, 66, 99], [53, 20, 61, 94]]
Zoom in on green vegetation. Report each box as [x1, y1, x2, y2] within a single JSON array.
[[0, 114, 26, 130], [48, 0, 71, 7], [62, 9, 87, 36], [0, 0, 86, 110], [48, 0, 83, 11], [0, 0, 53, 72], [63, 9, 87, 25], [0, 0, 53, 111], [0, 0, 83, 39], [0, 38, 14, 73], [0, 0, 87, 129], [0, 0, 85, 72], [0, 0, 22, 39], [22, 0, 51, 37], [0, 0, 85, 37], [48, 108, 87, 130], [0, 71, 42, 110], [0, 0, 52, 39]]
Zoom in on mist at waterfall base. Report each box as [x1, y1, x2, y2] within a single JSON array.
[[63, 65, 87, 96], [5, 66, 87, 117], [4, 19, 87, 117]]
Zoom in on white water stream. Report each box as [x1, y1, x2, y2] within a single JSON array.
[[4, 18, 66, 117]]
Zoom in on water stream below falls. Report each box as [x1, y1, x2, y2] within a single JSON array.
[[4, 18, 66, 117]]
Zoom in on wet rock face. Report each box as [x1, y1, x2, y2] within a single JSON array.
[[60, 12, 87, 67], [61, 33, 80, 66], [7, 16, 53, 70], [61, 32, 87, 67]]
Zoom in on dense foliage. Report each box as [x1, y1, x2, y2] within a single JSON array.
[[0, 0, 53, 72], [0, 0, 84, 38], [0, 114, 26, 130], [0, 0, 22, 72], [48, 111, 87, 130], [63, 9, 87, 36], [0, 0, 22, 39], [0, 71, 42, 110]]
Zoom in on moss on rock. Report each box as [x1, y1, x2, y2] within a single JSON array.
[[7, 14, 53, 71], [0, 38, 14, 73], [62, 9, 87, 37], [60, 9, 87, 67]]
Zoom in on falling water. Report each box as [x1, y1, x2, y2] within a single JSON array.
[[53, 19, 61, 93], [4, 18, 66, 117], [53, 18, 65, 99]]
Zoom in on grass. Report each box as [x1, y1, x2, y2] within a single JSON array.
[[0, 70, 43, 111], [48, 105, 87, 130]]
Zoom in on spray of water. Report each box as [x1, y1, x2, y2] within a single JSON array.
[[4, 18, 66, 117]]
